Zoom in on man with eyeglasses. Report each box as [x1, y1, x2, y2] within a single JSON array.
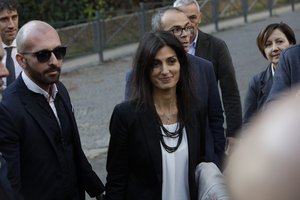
[[125, 7, 225, 169], [0, 20, 105, 200], [173, 0, 242, 153], [0, 0, 22, 87]]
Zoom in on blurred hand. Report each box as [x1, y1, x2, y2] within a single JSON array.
[[225, 137, 239, 156]]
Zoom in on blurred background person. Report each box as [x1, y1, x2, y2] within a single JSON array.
[[195, 162, 230, 200], [225, 88, 300, 200], [243, 22, 296, 124], [0, 35, 8, 93], [0, 35, 15, 200], [267, 42, 300, 101], [173, 0, 242, 148], [0, 0, 22, 87], [106, 31, 206, 200]]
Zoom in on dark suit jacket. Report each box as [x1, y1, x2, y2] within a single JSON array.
[[124, 54, 225, 168], [0, 76, 104, 200], [243, 64, 273, 124], [268, 43, 300, 102], [105, 100, 206, 200], [195, 30, 242, 137], [0, 153, 15, 200]]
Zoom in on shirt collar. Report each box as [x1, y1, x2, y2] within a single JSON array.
[[191, 30, 199, 45], [21, 72, 58, 102], [2, 39, 17, 48], [271, 64, 275, 76], [188, 31, 198, 55]]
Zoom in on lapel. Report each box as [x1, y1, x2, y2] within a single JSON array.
[[195, 30, 209, 58], [56, 84, 81, 147], [56, 83, 76, 129], [16, 77, 63, 163], [185, 108, 206, 167], [139, 107, 163, 186], [260, 65, 273, 96]]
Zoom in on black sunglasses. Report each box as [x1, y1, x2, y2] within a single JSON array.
[[21, 46, 67, 63]]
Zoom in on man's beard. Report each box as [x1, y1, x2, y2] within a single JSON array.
[[25, 62, 61, 89]]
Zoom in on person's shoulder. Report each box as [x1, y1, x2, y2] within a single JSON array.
[[2, 80, 18, 96], [1, 83, 20, 107], [111, 101, 141, 125], [249, 72, 263, 88], [56, 81, 71, 99], [253, 65, 271, 81], [56, 81, 68, 91], [113, 100, 138, 114], [187, 54, 214, 77], [198, 30, 226, 46], [248, 66, 272, 93], [283, 43, 300, 57], [187, 53, 213, 67]]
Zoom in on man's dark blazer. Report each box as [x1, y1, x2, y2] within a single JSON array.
[[0, 76, 104, 200], [105, 100, 206, 200], [0, 153, 15, 200], [125, 54, 225, 168], [268, 43, 300, 102], [243, 64, 273, 124], [195, 30, 242, 137]]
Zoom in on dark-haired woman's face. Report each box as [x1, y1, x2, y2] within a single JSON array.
[[150, 45, 180, 92], [264, 29, 292, 68]]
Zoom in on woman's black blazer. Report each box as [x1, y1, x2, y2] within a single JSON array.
[[105, 100, 206, 200]]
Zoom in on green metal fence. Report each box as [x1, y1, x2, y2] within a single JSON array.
[[56, 0, 299, 63]]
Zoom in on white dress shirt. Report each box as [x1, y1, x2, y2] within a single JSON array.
[[21, 72, 60, 124], [161, 123, 190, 200], [188, 31, 199, 56]]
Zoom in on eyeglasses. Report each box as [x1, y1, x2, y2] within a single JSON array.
[[168, 26, 194, 37], [21, 46, 67, 63]]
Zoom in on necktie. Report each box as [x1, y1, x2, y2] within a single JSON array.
[[5, 47, 16, 86]]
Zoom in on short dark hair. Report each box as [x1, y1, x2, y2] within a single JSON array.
[[131, 31, 193, 123], [0, 0, 18, 12], [256, 22, 296, 59]]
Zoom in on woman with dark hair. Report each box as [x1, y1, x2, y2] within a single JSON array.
[[105, 31, 206, 200], [243, 22, 296, 124]]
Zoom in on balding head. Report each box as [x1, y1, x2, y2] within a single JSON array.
[[16, 20, 60, 53], [152, 7, 190, 31], [14, 20, 63, 93], [151, 7, 192, 51], [225, 88, 300, 200]]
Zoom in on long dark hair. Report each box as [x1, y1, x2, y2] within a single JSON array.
[[130, 31, 192, 124]]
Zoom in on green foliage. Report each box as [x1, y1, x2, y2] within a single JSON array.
[[18, 0, 87, 28], [18, 0, 137, 27]]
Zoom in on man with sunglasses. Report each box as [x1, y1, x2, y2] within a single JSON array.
[[125, 7, 225, 169], [0, 0, 22, 87], [0, 20, 105, 200]]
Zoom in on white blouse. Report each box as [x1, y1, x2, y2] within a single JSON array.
[[160, 123, 190, 200]]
